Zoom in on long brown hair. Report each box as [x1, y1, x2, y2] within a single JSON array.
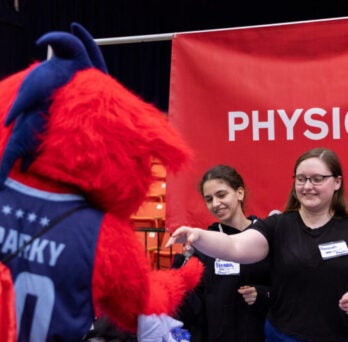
[[284, 147, 348, 217]]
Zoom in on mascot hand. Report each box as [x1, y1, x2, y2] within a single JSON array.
[[144, 257, 204, 315], [137, 314, 183, 342]]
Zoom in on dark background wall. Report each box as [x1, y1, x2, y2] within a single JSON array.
[[1, 0, 348, 111]]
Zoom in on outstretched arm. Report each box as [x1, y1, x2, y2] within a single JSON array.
[[166, 227, 269, 264]]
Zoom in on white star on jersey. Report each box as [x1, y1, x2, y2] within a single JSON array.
[[2, 205, 12, 215], [15, 209, 24, 218], [40, 217, 50, 226], [2, 203, 54, 227], [27, 212, 37, 222]]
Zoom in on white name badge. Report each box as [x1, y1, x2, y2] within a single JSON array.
[[214, 259, 240, 275], [318, 240, 348, 260]]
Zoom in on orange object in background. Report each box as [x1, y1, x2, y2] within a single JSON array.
[[147, 180, 166, 202], [131, 201, 166, 229], [151, 162, 166, 180]]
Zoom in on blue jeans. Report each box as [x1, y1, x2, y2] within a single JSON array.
[[265, 320, 305, 342], [265, 320, 348, 342]]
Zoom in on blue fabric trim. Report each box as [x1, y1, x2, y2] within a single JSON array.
[[4, 178, 85, 202]]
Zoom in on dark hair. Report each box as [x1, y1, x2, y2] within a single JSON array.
[[199, 164, 246, 210], [284, 147, 348, 217]]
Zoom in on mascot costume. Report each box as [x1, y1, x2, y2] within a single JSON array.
[[0, 23, 203, 341]]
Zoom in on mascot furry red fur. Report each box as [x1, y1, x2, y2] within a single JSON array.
[[0, 23, 203, 341]]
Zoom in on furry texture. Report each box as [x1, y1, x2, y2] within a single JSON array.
[[24, 68, 191, 218], [0, 61, 204, 334], [0, 30, 97, 184]]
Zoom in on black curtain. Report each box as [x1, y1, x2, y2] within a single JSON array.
[[1, 0, 348, 111]]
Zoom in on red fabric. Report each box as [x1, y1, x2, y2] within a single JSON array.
[[0, 61, 204, 335], [30, 69, 192, 219], [167, 17, 348, 230], [92, 214, 203, 332], [0, 263, 17, 342]]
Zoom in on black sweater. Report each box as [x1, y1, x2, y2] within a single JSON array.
[[174, 221, 271, 342]]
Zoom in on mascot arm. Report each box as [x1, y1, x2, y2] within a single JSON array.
[[143, 257, 203, 316], [92, 214, 203, 333], [92, 214, 149, 332]]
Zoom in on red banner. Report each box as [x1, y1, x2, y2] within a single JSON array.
[[167, 17, 348, 231]]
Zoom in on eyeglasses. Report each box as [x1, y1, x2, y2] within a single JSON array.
[[293, 174, 334, 186]]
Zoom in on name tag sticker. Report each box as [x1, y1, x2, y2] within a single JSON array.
[[214, 259, 240, 275], [318, 240, 348, 260]]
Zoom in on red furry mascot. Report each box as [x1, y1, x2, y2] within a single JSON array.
[[0, 23, 203, 341]]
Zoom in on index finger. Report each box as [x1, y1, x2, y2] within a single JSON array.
[[238, 286, 255, 294], [165, 236, 177, 248], [165, 226, 191, 247]]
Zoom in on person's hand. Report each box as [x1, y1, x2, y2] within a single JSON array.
[[339, 291, 348, 314], [238, 285, 258, 305], [165, 226, 200, 247]]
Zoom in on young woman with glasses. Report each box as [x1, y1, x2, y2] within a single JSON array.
[[167, 147, 348, 341]]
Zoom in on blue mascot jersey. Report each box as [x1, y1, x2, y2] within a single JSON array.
[[0, 178, 104, 341]]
